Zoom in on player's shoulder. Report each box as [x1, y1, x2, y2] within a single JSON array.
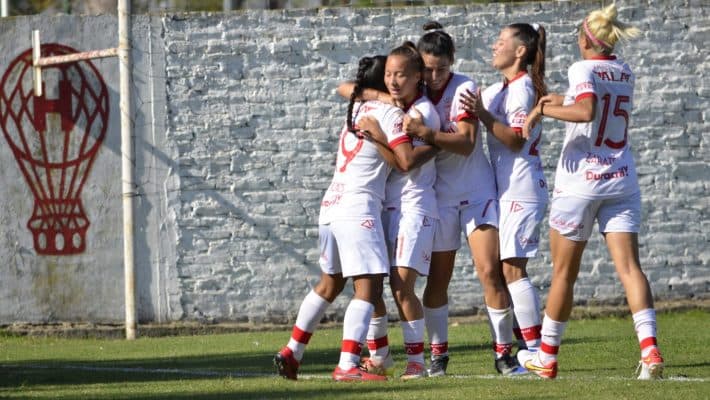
[[446, 73, 474, 93]]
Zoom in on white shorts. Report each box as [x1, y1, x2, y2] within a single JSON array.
[[498, 200, 547, 260], [433, 198, 499, 252], [549, 191, 641, 242], [319, 219, 389, 278], [382, 208, 437, 276]]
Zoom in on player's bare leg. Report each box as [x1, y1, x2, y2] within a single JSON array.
[[423, 250, 455, 376], [605, 232, 663, 379]]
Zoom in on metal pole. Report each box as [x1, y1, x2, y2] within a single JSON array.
[[118, 0, 137, 340]]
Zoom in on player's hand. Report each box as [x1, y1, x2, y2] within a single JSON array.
[[538, 93, 564, 106], [460, 88, 484, 116], [404, 108, 434, 143], [356, 116, 386, 142], [523, 106, 541, 139]]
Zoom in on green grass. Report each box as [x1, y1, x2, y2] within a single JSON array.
[[1, 310, 709, 399]]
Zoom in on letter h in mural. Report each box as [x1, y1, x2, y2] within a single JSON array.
[[0, 43, 109, 255]]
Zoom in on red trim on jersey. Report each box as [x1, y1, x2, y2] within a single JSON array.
[[341, 339, 363, 355], [367, 335, 389, 350], [455, 111, 479, 122], [589, 55, 617, 61], [405, 342, 425, 355], [512, 126, 523, 136], [639, 336, 657, 350], [429, 73, 454, 105], [504, 71, 528, 88], [540, 342, 559, 355], [575, 92, 596, 103], [430, 342, 448, 355], [389, 135, 412, 149], [402, 91, 424, 113], [291, 326, 313, 344]]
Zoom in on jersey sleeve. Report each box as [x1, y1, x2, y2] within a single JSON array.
[[381, 106, 410, 148], [412, 102, 441, 132], [568, 62, 596, 103], [452, 80, 478, 122], [507, 84, 536, 134]]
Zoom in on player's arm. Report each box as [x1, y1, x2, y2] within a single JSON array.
[[523, 94, 595, 138], [405, 115, 476, 156], [460, 88, 526, 153], [391, 142, 439, 173], [336, 81, 394, 105], [355, 116, 402, 171], [403, 105, 476, 156]]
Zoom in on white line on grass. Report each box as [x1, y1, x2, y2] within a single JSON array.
[[3, 364, 707, 382]]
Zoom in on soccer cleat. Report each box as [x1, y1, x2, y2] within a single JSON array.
[[427, 354, 449, 377], [332, 365, 388, 382], [274, 347, 299, 380], [400, 361, 427, 381], [517, 349, 557, 379], [494, 353, 528, 376], [637, 348, 664, 380], [361, 352, 395, 376]]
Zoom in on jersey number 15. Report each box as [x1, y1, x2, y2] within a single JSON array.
[[595, 94, 629, 149]]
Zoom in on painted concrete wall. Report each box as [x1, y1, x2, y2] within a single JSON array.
[[0, 0, 707, 325]]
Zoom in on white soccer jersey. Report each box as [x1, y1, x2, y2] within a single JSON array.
[[482, 72, 548, 202], [384, 93, 440, 218], [430, 73, 497, 207], [555, 56, 639, 199], [319, 100, 409, 224]]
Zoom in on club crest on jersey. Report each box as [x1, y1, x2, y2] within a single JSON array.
[[360, 219, 375, 230]]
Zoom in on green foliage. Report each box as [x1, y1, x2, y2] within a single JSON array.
[[1, 310, 709, 399]]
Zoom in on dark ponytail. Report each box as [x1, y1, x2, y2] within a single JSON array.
[[508, 23, 547, 104], [346, 55, 388, 133], [417, 21, 455, 62]]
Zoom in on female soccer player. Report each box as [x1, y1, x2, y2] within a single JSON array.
[[275, 55, 403, 382], [460, 23, 548, 353], [516, 4, 664, 380], [405, 22, 521, 375], [337, 43, 441, 380]]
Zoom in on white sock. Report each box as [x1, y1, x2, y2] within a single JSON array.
[[508, 278, 542, 348], [540, 314, 567, 363], [367, 316, 390, 358], [287, 290, 330, 361], [633, 308, 658, 357], [487, 306, 513, 358], [338, 299, 374, 370], [401, 319, 425, 365], [424, 304, 449, 358]]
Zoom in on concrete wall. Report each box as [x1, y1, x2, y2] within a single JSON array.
[[0, 0, 707, 325]]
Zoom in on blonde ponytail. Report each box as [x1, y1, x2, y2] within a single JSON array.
[[584, 3, 641, 52]]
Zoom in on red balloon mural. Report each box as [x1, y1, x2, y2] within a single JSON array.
[[0, 44, 109, 255]]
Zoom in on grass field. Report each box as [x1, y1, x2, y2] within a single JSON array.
[[1, 309, 709, 399]]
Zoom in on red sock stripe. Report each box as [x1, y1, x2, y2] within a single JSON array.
[[404, 342, 424, 355], [367, 335, 389, 350], [540, 342, 559, 355], [291, 326, 312, 344], [341, 339, 362, 355], [430, 342, 448, 355], [521, 325, 542, 341], [639, 336, 657, 350], [493, 342, 513, 354]]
